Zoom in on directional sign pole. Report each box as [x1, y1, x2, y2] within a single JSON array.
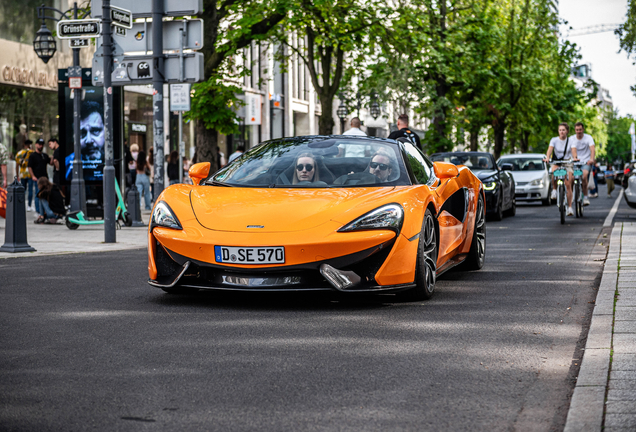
[[102, 0, 116, 243], [153, 0, 165, 200], [70, 2, 87, 215]]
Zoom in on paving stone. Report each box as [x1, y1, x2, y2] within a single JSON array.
[[585, 316, 613, 349], [615, 308, 636, 321], [564, 386, 605, 432], [606, 400, 636, 414], [605, 414, 636, 428], [604, 428, 636, 431], [577, 348, 610, 385], [616, 297, 636, 307], [594, 301, 615, 315], [610, 370, 636, 380], [614, 320, 636, 333], [613, 334, 636, 354], [608, 379, 636, 390], [608, 389, 636, 401], [612, 354, 636, 371]]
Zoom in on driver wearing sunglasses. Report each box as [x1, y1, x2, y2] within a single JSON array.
[[369, 153, 393, 182], [293, 153, 318, 184]]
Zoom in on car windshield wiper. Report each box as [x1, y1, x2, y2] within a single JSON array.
[[208, 180, 234, 187]]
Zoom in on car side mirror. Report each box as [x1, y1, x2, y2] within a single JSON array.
[[433, 161, 459, 179], [188, 162, 211, 185], [500, 163, 513, 171]]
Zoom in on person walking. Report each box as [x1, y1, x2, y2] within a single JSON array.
[[167, 150, 180, 185], [605, 165, 615, 198], [15, 140, 35, 211], [135, 150, 152, 210], [589, 162, 600, 198], [228, 146, 245, 164], [28, 139, 50, 217], [48, 138, 60, 185], [388, 114, 422, 150], [343, 117, 366, 136]]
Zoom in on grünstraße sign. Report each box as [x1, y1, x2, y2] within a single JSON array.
[[57, 19, 101, 39]]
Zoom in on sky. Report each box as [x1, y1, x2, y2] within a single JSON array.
[[559, 0, 636, 117]]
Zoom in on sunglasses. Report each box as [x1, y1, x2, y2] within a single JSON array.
[[296, 164, 314, 172], [369, 162, 389, 171]]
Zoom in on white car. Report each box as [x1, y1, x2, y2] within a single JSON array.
[[625, 174, 636, 208], [497, 154, 551, 206]]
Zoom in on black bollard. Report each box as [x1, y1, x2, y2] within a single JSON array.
[[126, 187, 145, 227], [1, 178, 36, 253]]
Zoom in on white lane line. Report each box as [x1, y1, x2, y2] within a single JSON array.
[[603, 188, 624, 227]]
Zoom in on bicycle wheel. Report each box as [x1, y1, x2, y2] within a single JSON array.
[[574, 182, 581, 218], [559, 185, 565, 224]]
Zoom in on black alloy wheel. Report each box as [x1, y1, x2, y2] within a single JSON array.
[[399, 209, 438, 301], [463, 194, 486, 270]]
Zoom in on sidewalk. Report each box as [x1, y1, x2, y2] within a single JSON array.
[[0, 210, 150, 258], [565, 221, 636, 431]]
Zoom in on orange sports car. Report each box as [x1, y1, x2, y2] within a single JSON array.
[[148, 136, 485, 300]]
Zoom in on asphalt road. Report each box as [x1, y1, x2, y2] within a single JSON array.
[[0, 184, 629, 432]]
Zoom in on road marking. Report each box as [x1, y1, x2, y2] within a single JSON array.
[[603, 189, 624, 227]]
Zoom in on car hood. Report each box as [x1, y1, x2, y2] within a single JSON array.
[[190, 186, 399, 232], [509, 171, 545, 182], [475, 170, 499, 181]]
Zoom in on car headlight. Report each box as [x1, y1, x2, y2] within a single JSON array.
[[483, 181, 497, 191], [529, 178, 544, 187], [151, 201, 182, 230], [338, 203, 404, 233]]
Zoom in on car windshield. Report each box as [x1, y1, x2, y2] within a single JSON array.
[[208, 138, 411, 188], [430, 153, 495, 170], [497, 157, 546, 171]]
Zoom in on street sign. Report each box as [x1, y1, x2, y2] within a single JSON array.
[[57, 19, 101, 39], [68, 66, 82, 89], [170, 84, 191, 111], [69, 39, 90, 48], [112, 19, 203, 52], [91, 0, 202, 18], [111, 6, 132, 29], [114, 26, 127, 37]]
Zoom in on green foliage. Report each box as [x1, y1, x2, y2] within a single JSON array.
[[605, 110, 634, 165], [185, 76, 244, 135], [617, 0, 636, 96]]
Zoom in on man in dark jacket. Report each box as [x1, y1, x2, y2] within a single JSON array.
[[28, 139, 50, 217], [388, 114, 422, 151]]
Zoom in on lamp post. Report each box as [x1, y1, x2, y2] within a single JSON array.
[[370, 92, 381, 121], [336, 97, 348, 135], [33, 3, 87, 216]]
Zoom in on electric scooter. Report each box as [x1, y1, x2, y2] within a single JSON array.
[[65, 177, 132, 229]]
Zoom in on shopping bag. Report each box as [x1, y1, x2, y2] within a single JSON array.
[[588, 170, 595, 190], [0, 187, 6, 219]]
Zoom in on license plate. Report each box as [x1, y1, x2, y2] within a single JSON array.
[[214, 246, 285, 264]]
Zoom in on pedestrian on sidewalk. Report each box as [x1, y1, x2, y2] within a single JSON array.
[[343, 117, 367, 136], [34, 177, 66, 224], [0, 139, 8, 189], [28, 139, 50, 217], [228, 146, 245, 164], [589, 162, 600, 197], [15, 140, 35, 211], [167, 150, 180, 185], [605, 165, 615, 197], [48, 138, 60, 185], [135, 150, 152, 210], [388, 114, 422, 151]]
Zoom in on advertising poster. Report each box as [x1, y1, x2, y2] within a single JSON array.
[[63, 87, 105, 182]]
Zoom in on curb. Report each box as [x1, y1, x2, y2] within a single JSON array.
[[563, 222, 622, 432]]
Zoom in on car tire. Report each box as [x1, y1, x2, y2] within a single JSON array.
[[492, 193, 504, 221], [398, 209, 437, 301], [504, 197, 516, 217], [462, 194, 486, 271]]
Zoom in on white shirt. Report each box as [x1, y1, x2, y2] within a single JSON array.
[[343, 127, 366, 136], [570, 133, 595, 163], [228, 151, 243, 163], [549, 137, 572, 160]]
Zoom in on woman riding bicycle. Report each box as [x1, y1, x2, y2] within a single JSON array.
[[544, 123, 578, 216]]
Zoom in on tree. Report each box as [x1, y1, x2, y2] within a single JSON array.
[[603, 110, 632, 165], [186, 0, 288, 166], [616, 0, 636, 95]]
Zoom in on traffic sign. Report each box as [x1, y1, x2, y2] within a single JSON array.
[[69, 39, 90, 48], [170, 84, 191, 111], [57, 19, 101, 39], [111, 6, 132, 29], [113, 19, 203, 52], [114, 26, 127, 37], [91, 0, 202, 18]]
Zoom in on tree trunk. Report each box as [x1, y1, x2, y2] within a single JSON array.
[[519, 131, 530, 153], [493, 120, 506, 160], [469, 126, 480, 151], [195, 120, 218, 170], [318, 96, 334, 135]]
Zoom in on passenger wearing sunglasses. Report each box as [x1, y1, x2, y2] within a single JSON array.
[[293, 153, 320, 184], [369, 153, 393, 182]]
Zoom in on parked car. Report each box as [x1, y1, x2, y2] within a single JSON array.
[[621, 161, 635, 189], [497, 154, 551, 206], [430, 151, 515, 220], [597, 165, 607, 184], [148, 136, 486, 300], [624, 171, 636, 208]]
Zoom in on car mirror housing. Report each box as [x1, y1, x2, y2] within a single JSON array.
[[433, 161, 459, 179], [500, 163, 514, 171], [189, 162, 211, 185]]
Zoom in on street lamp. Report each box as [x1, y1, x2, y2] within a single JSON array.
[[32, 3, 87, 216], [337, 99, 348, 134], [370, 101, 381, 120], [33, 24, 56, 63]]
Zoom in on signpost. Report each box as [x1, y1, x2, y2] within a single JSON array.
[[111, 6, 132, 29], [170, 84, 191, 182], [56, 19, 101, 38], [69, 39, 90, 48], [91, 0, 202, 17]]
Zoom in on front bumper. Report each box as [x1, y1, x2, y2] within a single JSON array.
[[484, 189, 499, 213], [514, 183, 548, 201]]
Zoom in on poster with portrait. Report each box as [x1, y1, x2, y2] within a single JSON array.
[[63, 87, 105, 182]]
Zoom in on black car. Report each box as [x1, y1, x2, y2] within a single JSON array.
[[430, 151, 515, 220]]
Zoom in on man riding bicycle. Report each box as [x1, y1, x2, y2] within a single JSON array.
[[570, 122, 595, 206], [544, 123, 578, 216]]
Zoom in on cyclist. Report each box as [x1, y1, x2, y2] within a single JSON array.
[[570, 122, 595, 206], [544, 123, 578, 216]]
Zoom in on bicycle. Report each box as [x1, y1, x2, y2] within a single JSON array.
[[572, 161, 585, 218], [551, 160, 571, 225]]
